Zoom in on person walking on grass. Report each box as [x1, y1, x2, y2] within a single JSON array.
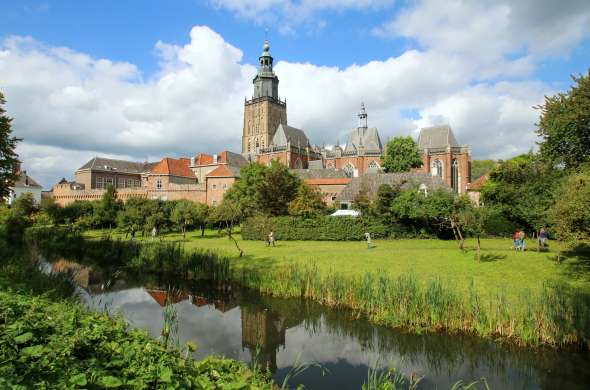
[[365, 232, 374, 249], [267, 231, 275, 247], [540, 227, 548, 247], [513, 230, 520, 251], [518, 230, 526, 251]]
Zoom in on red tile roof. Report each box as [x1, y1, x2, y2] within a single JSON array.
[[151, 157, 195, 178], [206, 165, 239, 178], [195, 153, 213, 165], [304, 178, 352, 185], [468, 173, 489, 191]]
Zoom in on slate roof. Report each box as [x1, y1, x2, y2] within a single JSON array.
[[417, 125, 459, 150], [206, 165, 241, 178], [150, 158, 195, 178], [13, 172, 42, 189], [78, 157, 154, 174], [307, 160, 324, 169], [293, 169, 348, 180], [336, 173, 450, 202], [344, 127, 383, 153], [272, 124, 310, 148]]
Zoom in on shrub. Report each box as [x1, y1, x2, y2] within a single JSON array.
[[242, 215, 393, 241]]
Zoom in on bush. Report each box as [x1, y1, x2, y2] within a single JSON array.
[[242, 215, 394, 241]]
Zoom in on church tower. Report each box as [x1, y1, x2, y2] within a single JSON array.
[[242, 40, 287, 155]]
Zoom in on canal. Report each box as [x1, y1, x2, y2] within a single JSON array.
[[46, 258, 590, 389]]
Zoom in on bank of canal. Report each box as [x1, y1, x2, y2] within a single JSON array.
[[50, 258, 590, 390]]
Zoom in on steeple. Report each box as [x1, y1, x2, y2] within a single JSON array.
[[358, 102, 368, 128], [252, 40, 279, 99]]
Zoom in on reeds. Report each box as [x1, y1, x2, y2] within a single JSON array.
[[237, 261, 590, 348]]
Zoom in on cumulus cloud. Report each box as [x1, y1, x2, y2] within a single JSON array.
[[1, 5, 587, 188], [211, 0, 395, 34]]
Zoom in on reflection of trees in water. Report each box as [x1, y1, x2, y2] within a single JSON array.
[[44, 241, 590, 389]]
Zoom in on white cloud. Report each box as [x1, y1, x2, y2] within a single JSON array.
[[1, 12, 584, 188], [211, 0, 395, 34], [374, 0, 590, 60]]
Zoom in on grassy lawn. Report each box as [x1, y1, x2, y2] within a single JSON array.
[[86, 229, 590, 303]]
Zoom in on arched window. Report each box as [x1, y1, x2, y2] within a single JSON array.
[[255, 138, 259, 149], [294, 158, 303, 169], [343, 163, 355, 178], [431, 159, 443, 178], [451, 159, 459, 193]]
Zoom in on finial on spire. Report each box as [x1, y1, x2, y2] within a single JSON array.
[[358, 101, 368, 128], [263, 39, 270, 52]]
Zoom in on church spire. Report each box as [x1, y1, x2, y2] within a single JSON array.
[[252, 40, 279, 100], [358, 102, 368, 128]]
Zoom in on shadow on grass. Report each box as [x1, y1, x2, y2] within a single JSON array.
[[558, 244, 590, 283], [479, 253, 507, 262]]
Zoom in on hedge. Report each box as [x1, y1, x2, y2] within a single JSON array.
[[242, 215, 394, 241]]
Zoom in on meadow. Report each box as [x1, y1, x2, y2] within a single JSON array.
[[86, 229, 590, 304]]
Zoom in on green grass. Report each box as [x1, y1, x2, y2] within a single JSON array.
[[85, 228, 590, 305]]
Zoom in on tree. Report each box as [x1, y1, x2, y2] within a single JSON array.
[[0, 92, 21, 200], [374, 184, 399, 222], [381, 136, 422, 173], [482, 153, 563, 233], [536, 70, 590, 169], [352, 183, 371, 216], [288, 183, 327, 218], [40, 197, 63, 226], [257, 161, 301, 216], [471, 159, 496, 181], [170, 200, 200, 239], [225, 163, 267, 216], [94, 185, 121, 229], [459, 205, 491, 261], [193, 203, 210, 237], [550, 170, 590, 247], [212, 199, 244, 256], [117, 198, 148, 239]]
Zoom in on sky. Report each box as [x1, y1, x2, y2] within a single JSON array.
[[1, 0, 590, 188]]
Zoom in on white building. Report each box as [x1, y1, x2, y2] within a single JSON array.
[[8, 171, 43, 205]]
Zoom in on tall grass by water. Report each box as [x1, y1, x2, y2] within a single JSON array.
[[237, 261, 590, 348], [26, 226, 590, 348]]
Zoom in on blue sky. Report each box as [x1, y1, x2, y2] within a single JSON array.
[[1, 0, 589, 187]]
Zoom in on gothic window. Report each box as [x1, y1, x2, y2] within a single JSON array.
[[451, 159, 459, 193], [344, 163, 355, 178], [368, 160, 379, 169], [255, 138, 259, 149], [248, 139, 251, 152], [431, 159, 443, 178], [294, 158, 303, 169]]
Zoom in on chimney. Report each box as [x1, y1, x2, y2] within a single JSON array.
[[190, 157, 195, 166], [14, 161, 21, 175], [213, 154, 218, 163]]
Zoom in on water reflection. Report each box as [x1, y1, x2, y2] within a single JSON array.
[[50, 259, 590, 389]]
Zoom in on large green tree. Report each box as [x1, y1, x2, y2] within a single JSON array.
[[381, 136, 422, 173], [170, 200, 203, 239], [481, 153, 563, 233], [536, 70, 590, 169], [94, 185, 121, 229], [550, 169, 590, 246], [0, 92, 21, 200], [288, 183, 327, 218], [226, 161, 300, 216]]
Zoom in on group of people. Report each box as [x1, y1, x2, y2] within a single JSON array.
[[513, 228, 548, 251]]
